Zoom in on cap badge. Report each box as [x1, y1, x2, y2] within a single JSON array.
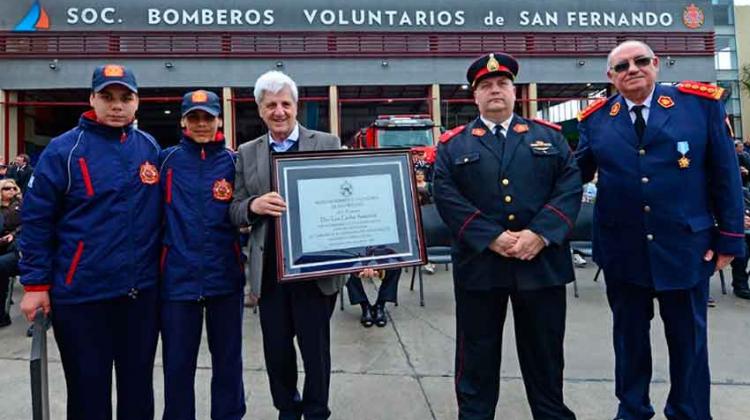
[[487, 54, 500, 72], [103, 65, 124, 78], [192, 90, 208, 103]]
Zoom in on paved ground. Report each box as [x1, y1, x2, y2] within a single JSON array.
[[1, 265, 749, 419]]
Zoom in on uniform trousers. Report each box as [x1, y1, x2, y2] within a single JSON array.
[[51, 287, 159, 420], [259, 276, 337, 420], [605, 280, 710, 420], [454, 284, 575, 420], [161, 293, 245, 420], [346, 268, 401, 305]]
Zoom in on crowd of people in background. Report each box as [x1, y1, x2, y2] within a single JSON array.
[[0, 156, 31, 328]]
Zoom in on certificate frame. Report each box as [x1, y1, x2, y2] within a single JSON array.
[[272, 149, 427, 282]]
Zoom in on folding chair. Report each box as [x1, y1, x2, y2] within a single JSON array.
[[410, 204, 452, 307]]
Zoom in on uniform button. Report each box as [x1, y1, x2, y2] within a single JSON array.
[[641, 177, 649, 184], [643, 205, 651, 212], [501, 178, 510, 186], [508, 214, 516, 221], [504, 195, 512, 203], [639, 149, 646, 156], [646, 234, 654, 241]]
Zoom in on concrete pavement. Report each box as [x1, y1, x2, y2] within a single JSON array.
[[1, 265, 749, 419]]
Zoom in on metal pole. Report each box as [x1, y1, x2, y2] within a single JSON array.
[[30, 308, 50, 420]]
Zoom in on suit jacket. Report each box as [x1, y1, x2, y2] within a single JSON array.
[[576, 84, 744, 291], [433, 115, 582, 291], [229, 125, 345, 297], [9, 164, 33, 194]]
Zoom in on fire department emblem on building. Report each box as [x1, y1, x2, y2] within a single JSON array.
[[213, 179, 233, 201], [139, 161, 159, 185], [682, 4, 704, 29]]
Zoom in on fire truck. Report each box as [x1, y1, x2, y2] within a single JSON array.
[[352, 114, 437, 164]]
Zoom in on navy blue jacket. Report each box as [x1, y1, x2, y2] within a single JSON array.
[[434, 115, 582, 291], [159, 134, 244, 301], [19, 111, 162, 304], [576, 83, 744, 290]]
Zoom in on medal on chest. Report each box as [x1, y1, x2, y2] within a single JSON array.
[[676, 141, 690, 169]]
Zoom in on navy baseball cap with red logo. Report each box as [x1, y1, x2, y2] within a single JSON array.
[[181, 90, 221, 117], [91, 64, 138, 93], [466, 53, 519, 88]]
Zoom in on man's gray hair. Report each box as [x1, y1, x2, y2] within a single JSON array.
[[253, 71, 299, 104], [607, 40, 656, 70]]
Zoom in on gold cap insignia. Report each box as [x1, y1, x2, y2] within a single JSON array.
[[487, 54, 500, 72]]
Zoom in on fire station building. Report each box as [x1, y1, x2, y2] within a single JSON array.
[[0, 0, 744, 161]]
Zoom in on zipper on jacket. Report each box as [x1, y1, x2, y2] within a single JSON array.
[[78, 158, 95, 197], [120, 129, 127, 143], [198, 150, 206, 298], [65, 241, 85, 285], [165, 168, 173, 204]]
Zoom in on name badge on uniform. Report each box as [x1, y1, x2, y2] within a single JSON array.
[[676, 141, 690, 169]]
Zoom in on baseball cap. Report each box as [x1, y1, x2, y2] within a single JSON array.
[[91, 64, 138, 93], [181, 90, 221, 117]]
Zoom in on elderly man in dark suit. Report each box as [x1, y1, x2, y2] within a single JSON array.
[[229, 70, 344, 420]]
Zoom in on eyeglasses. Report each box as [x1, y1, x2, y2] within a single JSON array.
[[1, 187, 17, 191], [610, 56, 654, 73]]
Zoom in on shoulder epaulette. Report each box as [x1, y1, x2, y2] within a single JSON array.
[[439, 125, 466, 144], [531, 118, 562, 132], [677, 81, 724, 101], [577, 98, 608, 122]]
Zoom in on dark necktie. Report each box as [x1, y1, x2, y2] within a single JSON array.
[[632, 105, 646, 141], [494, 125, 505, 141]]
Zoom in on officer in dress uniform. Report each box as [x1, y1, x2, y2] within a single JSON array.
[[576, 40, 744, 420], [433, 52, 581, 420]]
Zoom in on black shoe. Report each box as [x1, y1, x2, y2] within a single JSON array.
[[359, 304, 374, 328], [0, 315, 10, 328], [373, 303, 387, 327], [734, 288, 750, 300], [707, 296, 717, 307]]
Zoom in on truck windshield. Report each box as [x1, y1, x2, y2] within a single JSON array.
[[377, 128, 433, 148]]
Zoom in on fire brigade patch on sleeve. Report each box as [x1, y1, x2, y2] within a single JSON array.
[[139, 161, 159, 185], [213, 178, 233, 201]]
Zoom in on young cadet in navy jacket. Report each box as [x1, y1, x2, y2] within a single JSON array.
[[159, 90, 246, 420], [18, 65, 162, 420]]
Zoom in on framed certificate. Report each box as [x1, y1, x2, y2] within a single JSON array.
[[272, 149, 427, 282]]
